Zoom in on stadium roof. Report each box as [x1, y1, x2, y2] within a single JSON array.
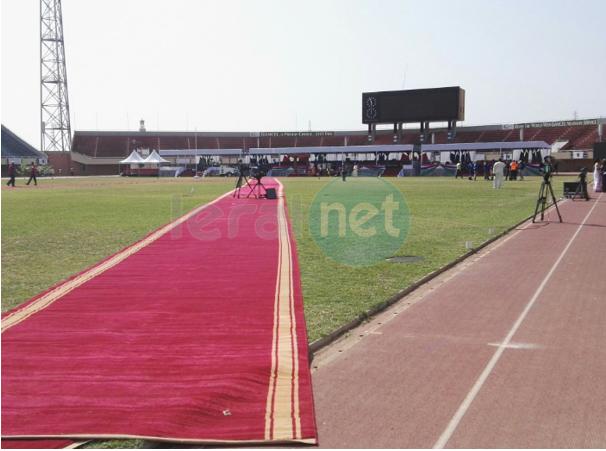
[[419, 141, 551, 151], [1, 125, 45, 159], [159, 149, 244, 156], [248, 141, 551, 155]]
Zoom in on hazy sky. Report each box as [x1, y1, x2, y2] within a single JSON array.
[[2, 0, 605, 148]]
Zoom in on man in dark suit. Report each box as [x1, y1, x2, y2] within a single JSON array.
[[6, 162, 16, 187], [26, 162, 38, 186]]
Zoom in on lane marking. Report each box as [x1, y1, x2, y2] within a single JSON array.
[[487, 342, 541, 350], [433, 193, 603, 449]]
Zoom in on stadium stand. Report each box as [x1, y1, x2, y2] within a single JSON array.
[[1, 125, 45, 159], [321, 135, 346, 146], [1, 125, 46, 176], [66, 118, 603, 176]]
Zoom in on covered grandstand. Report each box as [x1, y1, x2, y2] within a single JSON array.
[[64, 118, 604, 177], [1, 125, 47, 177]]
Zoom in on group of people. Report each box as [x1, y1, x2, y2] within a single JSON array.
[[454, 160, 526, 185], [308, 163, 361, 179], [309, 165, 335, 177], [5, 162, 38, 187], [577, 158, 606, 198]]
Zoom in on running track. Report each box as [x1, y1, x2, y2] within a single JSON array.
[[311, 191, 605, 448]]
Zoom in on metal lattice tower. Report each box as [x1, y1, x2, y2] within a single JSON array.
[[40, 0, 71, 152]]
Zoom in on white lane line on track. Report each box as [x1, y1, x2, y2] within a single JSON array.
[[433, 192, 603, 449]]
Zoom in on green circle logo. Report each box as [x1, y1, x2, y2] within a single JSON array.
[[309, 176, 410, 266]]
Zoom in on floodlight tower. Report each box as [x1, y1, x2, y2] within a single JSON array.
[[40, 0, 71, 152]]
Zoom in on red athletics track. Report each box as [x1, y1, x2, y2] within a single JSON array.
[[311, 190, 605, 448]]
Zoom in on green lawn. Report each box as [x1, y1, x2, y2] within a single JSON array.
[[2, 176, 572, 328], [282, 176, 573, 340], [1, 175, 572, 449], [1, 179, 235, 312], [7, 175, 229, 186]]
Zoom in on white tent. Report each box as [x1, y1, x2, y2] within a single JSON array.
[[142, 150, 169, 164], [142, 150, 170, 178], [119, 150, 146, 164]]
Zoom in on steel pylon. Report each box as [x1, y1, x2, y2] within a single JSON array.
[[40, 0, 71, 152]]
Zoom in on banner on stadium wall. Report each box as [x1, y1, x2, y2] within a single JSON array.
[[572, 151, 588, 159], [524, 163, 544, 176], [513, 119, 598, 129], [420, 164, 456, 177], [250, 131, 335, 137]]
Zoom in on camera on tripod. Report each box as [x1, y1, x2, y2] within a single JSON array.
[[250, 170, 265, 182], [233, 161, 271, 199], [571, 167, 590, 201], [542, 156, 556, 183], [533, 155, 563, 223]]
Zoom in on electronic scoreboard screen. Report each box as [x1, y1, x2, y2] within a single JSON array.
[[594, 142, 606, 160], [362, 87, 465, 124]]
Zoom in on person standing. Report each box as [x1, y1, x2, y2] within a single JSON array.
[[493, 159, 505, 189], [6, 162, 16, 187], [455, 161, 462, 179], [473, 161, 478, 181], [509, 160, 518, 181], [341, 164, 349, 181], [594, 158, 603, 193], [577, 168, 590, 200], [518, 161, 525, 181], [26, 162, 38, 186], [483, 161, 490, 180]]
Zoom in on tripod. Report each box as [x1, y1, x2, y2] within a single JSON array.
[[233, 173, 250, 198], [532, 178, 562, 223], [246, 177, 267, 198], [571, 181, 590, 201]]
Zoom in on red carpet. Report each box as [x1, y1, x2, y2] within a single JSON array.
[[1, 178, 317, 446], [1, 440, 84, 449]]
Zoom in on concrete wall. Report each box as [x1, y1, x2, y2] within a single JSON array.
[[46, 152, 119, 176]]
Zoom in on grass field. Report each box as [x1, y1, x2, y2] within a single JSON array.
[[1, 179, 235, 313], [2, 176, 573, 332], [282, 175, 573, 340], [1, 175, 573, 449]]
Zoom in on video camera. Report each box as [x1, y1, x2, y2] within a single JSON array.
[[542, 156, 556, 183], [251, 170, 265, 182]]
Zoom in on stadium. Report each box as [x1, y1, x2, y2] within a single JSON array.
[[2, 1, 606, 450], [3, 117, 603, 178]]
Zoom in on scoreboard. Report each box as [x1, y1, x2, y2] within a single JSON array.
[[362, 87, 465, 124]]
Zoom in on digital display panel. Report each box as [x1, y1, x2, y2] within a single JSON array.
[[362, 87, 465, 124], [594, 142, 606, 160]]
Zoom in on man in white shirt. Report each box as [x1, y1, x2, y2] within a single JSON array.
[[493, 159, 505, 189]]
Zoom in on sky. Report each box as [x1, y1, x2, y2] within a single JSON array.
[[2, 0, 606, 149]]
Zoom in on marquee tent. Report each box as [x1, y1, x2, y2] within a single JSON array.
[[119, 150, 146, 164], [142, 150, 169, 164]]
